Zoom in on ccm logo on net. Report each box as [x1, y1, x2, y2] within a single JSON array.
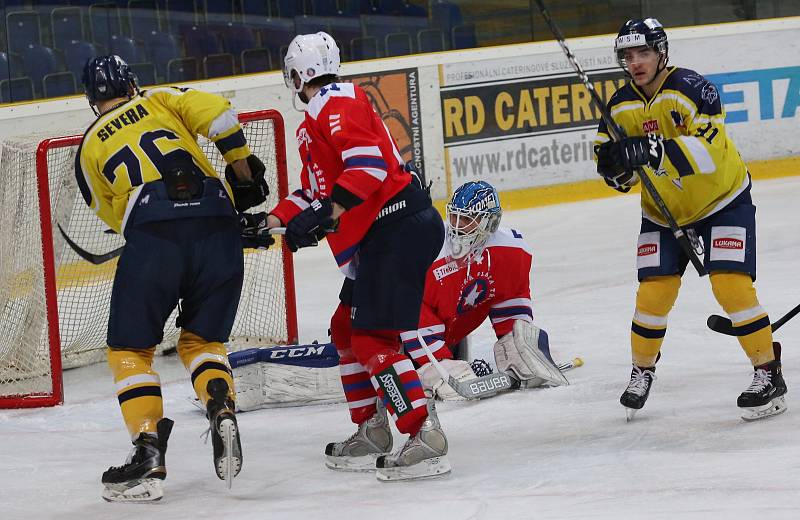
[[713, 238, 744, 250], [638, 244, 658, 256]]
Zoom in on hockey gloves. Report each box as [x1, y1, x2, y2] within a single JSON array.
[[285, 198, 336, 252], [239, 212, 275, 250], [595, 135, 664, 193], [595, 141, 638, 193], [225, 154, 269, 212]]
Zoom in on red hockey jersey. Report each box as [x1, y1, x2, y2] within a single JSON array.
[[400, 227, 534, 363], [270, 82, 411, 277]]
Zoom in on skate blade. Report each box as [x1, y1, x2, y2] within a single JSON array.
[[376, 455, 452, 482], [325, 453, 386, 472], [625, 407, 638, 422], [102, 478, 163, 503], [216, 418, 242, 487], [741, 395, 788, 421]]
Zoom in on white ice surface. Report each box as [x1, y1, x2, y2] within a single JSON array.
[[3, 178, 800, 519]]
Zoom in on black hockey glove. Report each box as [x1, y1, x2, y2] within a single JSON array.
[[285, 198, 336, 252], [595, 141, 637, 193], [239, 212, 275, 250], [225, 154, 269, 212], [607, 135, 665, 172]]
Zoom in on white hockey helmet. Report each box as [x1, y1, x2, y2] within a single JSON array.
[[283, 32, 341, 95]]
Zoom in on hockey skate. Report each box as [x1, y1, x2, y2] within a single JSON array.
[[206, 378, 243, 488], [325, 399, 392, 472], [620, 365, 656, 422], [738, 344, 787, 421], [101, 417, 174, 503], [375, 398, 451, 482]]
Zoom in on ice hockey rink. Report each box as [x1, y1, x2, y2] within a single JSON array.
[[2, 176, 799, 520]]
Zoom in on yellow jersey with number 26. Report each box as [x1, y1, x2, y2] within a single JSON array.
[[75, 86, 251, 233], [595, 66, 749, 227]]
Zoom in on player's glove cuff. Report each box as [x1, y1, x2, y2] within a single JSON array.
[[226, 154, 270, 212], [285, 198, 336, 252], [239, 212, 275, 250]]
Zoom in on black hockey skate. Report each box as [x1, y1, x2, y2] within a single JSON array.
[[206, 378, 243, 488], [620, 365, 656, 422], [101, 417, 174, 502], [738, 343, 787, 421]]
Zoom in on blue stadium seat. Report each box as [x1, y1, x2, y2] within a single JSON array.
[[143, 31, 182, 80], [385, 31, 412, 57], [241, 0, 271, 22], [181, 25, 223, 64], [256, 18, 295, 55], [6, 11, 41, 53], [241, 48, 272, 73], [90, 3, 123, 49], [0, 52, 11, 82], [328, 16, 362, 52], [130, 62, 158, 86], [417, 28, 445, 53], [294, 15, 329, 35], [167, 56, 198, 82], [313, 0, 339, 16], [128, 0, 163, 40], [203, 52, 235, 78], [43, 71, 77, 98], [451, 23, 477, 50], [362, 14, 427, 55], [203, 0, 236, 24], [383, 0, 427, 17], [51, 7, 86, 51], [165, 0, 198, 33], [63, 40, 101, 81], [430, 1, 462, 40], [110, 35, 146, 64], [218, 25, 257, 67], [20, 44, 61, 96], [350, 36, 377, 61], [0, 77, 35, 103], [276, 0, 302, 17]]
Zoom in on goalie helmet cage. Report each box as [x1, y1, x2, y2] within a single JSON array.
[[0, 109, 298, 409]]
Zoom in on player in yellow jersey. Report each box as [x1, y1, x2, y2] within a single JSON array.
[[76, 55, 271, 501], [593, 19, 786, 422]]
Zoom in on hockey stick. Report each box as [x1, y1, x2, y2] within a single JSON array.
[[58, 224, 125, 265], [707, 302, 800, 336], [532, 0, 706, 277], [58, 224, 287, 265]]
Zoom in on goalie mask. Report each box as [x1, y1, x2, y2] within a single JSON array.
[[446, 181, 502, 260], [283, 32, 340, 107], [82, 55, 138, 115]]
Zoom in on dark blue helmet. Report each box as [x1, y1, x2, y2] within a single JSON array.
[[614, 18, 668, 72], [81, 55, 138, 107]]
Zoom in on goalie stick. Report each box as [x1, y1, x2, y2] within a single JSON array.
[[58, 224, 287, 265], [707, 302, 800, 336], [416, 331, 582, 400], [532, 0, 706, 277]]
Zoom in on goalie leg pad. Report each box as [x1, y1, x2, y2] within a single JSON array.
[[493, 321, 568, 387]]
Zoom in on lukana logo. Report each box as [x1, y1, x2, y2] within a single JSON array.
[[713, 238, 743, 250], [638, 243, 658, 256]]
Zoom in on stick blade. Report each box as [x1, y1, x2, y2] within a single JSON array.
[[707, 314, 737, 336]]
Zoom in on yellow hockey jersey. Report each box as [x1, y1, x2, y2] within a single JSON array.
[[75, 86, 251, 233], [595, 67, 749, 227]]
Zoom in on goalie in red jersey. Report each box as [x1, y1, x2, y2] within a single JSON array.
[[401, 180, 569, 399], [263, 32, 448, 481]]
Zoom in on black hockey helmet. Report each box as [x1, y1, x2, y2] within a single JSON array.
[[614, 18, 668, 73], [81, 55, 138, 108]]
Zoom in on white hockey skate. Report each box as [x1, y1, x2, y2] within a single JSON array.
[[375, 398, 451, 482], [325, 400, 393, 472]]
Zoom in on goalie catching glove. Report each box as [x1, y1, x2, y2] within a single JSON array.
[[494, 320, 568, 387], [239, 212, 275, 250], [225, 154, 269, 212], [284, 198, 337, 252]]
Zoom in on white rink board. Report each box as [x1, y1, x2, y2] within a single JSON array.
[[0, 18, 798, 199]]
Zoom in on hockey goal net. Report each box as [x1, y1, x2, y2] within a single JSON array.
[[0, 109, 298, 408]]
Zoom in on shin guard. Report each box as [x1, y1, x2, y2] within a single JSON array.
[[331, 303, 378, 424], [108, 347, 163, 437], [177, 330, 235, 406], [631, 275, 680, 367]]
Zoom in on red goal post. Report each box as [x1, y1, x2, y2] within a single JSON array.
[[0, 109, 298, 408]]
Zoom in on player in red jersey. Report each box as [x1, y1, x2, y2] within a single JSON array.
[[401, 181, 569, 399], [264, 32, 448, 481]]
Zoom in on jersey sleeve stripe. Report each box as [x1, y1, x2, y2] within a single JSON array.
[[343, 156, 388, 169], [341, 146, 382, 160], [677, 136, 716, 174], [286, 192, 311, 210], [213, 128, 247, 156], [491, 297, 532, 309], [346, 166, 388, 182], [208, 109, 239, 139], [491, 314, 533, 325], [663, 139, 695, 177], [334, 242, 360, 268], [489, 306, 533, 319]]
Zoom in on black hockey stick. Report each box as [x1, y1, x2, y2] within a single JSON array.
[[707, 303, 800, 336], [57, 224, 125, 265], [533, 0, 706, 277]]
